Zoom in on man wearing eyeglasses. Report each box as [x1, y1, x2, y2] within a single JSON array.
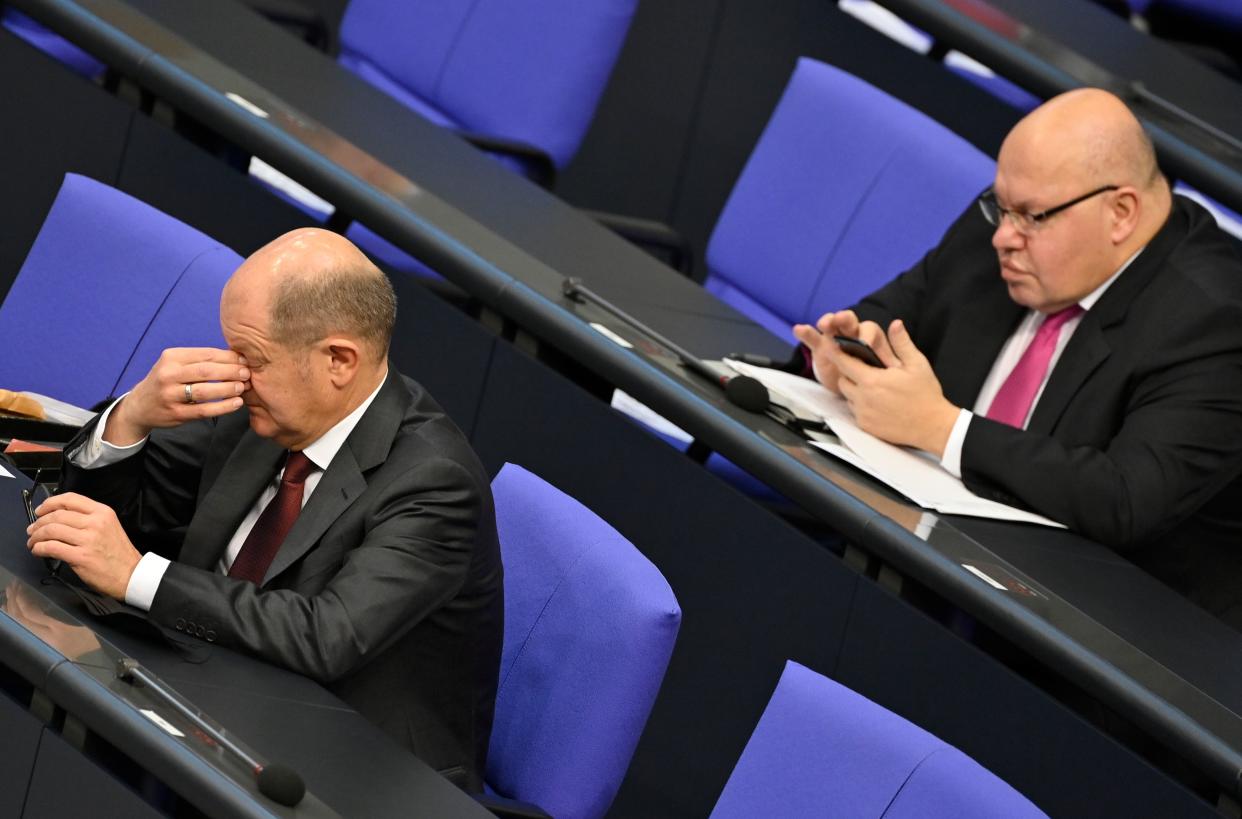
[[795, 88, 1242, 627]]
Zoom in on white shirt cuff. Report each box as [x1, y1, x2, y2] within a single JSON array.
[[69, 395, 147, 468], [124, 552, 171, 611], [939, 409, 973, 479]]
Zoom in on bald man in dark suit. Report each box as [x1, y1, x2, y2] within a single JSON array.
[[30, 229, 503, 790], [795, 89, 1242, 627]]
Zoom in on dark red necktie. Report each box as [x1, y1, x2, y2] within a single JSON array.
[[228, 451, 318, 585]]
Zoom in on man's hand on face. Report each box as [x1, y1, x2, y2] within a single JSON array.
[[27, 493, 142, 601], [793, 310, 889, 395], [832, 319, 961, 457], [104, 348, 249, 446]]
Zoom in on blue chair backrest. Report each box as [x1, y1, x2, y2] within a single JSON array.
[[0, 174, 241, 407], [706, 57, 996, 341], [488, 463, 681, 819], [338, 0, 638, 171], [710, 661, 1046, 818]]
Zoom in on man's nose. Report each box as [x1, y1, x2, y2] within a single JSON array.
[[991, 215, 1025, 251]]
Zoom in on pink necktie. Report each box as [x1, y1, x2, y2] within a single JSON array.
[[228, 451, 318, 585], [985, 305, 1084, 428]]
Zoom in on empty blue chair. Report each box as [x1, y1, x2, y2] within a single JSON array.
[[338, 0, 637, 180], [2, 9, 104, 79], [706, 57, 995, 342], [486, 463, 681, 819], [710, 661, 1047, 818], [621, 58, 995, 500], [326, 0, 639, 278], [0, 174, 241, 408]]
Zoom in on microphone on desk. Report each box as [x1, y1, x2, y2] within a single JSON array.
[[115, 658, 307, 807], [562, 277, 770, 413]]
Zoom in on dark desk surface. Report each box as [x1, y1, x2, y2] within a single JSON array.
[[870, 0, 1242, 209], [0, 479, 490, 819], [12, 0, 1242, 801]]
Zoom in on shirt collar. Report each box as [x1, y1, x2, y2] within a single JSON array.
[[1077, 246, 1144, 312], [299, 368, 388, 471]]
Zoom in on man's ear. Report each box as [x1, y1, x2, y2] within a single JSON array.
[[1109, 187, 1141, 244], [323, 337, 360, 387]]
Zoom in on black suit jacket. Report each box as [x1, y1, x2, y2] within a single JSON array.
[[853, 195, 1242, 627], [61, 369, 503, 791]]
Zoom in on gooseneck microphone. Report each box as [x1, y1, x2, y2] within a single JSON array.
[[562, 277, 770, 413], [115, 658, 306, 807]]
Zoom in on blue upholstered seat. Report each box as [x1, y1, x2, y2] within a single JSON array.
[[0, 174, 240, 408], [705, 57, 995, 342], [710, 661, 1047, 818], [487, 463, 681, 819]]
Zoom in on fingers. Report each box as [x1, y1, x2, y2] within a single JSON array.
[[29, 538, 74, 564], [820, 310, 859, 337], [29, 522, 91, 551], [857, 322, 900, 368], [162, 347, 247, 367], [35, 492, 102, 516], [792, 323, 826, 350], [170, 379, 246, 407], [887, 319, 926, 368]]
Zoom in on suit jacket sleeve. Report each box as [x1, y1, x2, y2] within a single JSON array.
[[59, 410, 213, 561], [148, 453, 485, 684]]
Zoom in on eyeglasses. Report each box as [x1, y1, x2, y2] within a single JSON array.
[[978, 185, 1119, 235]]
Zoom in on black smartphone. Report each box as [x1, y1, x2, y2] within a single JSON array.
[[833, 336, 885, 368]]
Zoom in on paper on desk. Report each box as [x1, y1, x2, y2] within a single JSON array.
[[724, 360, 1065, 528], [20, 392, 96, 427]]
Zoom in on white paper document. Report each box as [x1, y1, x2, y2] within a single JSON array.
[[20, 392, 97, 427], [725, 360, 1065, 528]]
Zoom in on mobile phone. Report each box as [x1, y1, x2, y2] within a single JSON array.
[[833, 336, 885, 368]]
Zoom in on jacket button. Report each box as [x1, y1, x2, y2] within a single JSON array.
[[205, 630, 216, 643], [175, 618, 186, 631]]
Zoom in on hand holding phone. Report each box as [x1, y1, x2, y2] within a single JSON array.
[[22, 485, 61, 577], [833, 336, 886, 368]]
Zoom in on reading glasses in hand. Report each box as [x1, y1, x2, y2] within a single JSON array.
[[978, 184, 1119, 235]]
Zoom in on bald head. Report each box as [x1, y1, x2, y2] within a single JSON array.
[[223, 228, 396, 362], [1001, 88, 1163, 196]]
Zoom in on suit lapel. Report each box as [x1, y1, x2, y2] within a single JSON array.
[[1024, 205, 1187, 432], [1026, 316, 1110, 434], [936, 283, 1026, 409], [262, 446, 367, 584], [180, 431, 285, 570], [262, 369, 413, 585]]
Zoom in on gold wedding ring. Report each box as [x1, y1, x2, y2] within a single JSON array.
[[184, 383, 196, 404]]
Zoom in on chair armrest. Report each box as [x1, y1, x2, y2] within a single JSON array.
[[473, 792, 553, 819], [583, 209, 695, 276], [455, 131, 557, 190]]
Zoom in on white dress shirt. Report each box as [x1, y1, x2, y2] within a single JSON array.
[[939, 252, 1141, 477], [71, 373, 387, 610]]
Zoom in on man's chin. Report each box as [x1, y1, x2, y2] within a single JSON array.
[[1005, 280, 1041, 310]]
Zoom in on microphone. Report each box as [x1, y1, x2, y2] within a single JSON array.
[[562, 277, 770, 413], [115, 658, 306, 807]]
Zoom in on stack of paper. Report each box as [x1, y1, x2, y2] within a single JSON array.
[[725, 360, 1064, 528]]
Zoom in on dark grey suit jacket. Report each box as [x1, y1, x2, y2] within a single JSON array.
[[61, 369, 503, 791], [853, 195, 1242, 628]]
